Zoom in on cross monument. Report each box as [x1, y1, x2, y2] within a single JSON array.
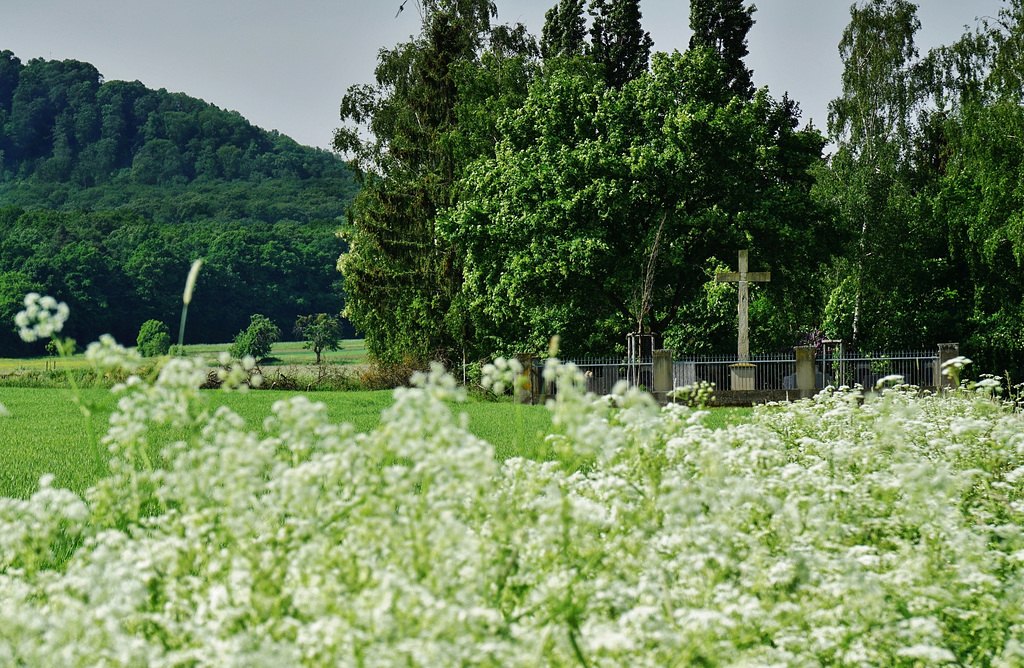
[[715, 249, 770, 362]]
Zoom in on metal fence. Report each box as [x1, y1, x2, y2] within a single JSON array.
[[530, 349, 942, 397], [672, 350, 941, 391], [674, 352, 796, 391], [533, 356, 654, 396], [820, 350, 939, 389]]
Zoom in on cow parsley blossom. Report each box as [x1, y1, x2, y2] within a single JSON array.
[[14, 293, 69, 342]]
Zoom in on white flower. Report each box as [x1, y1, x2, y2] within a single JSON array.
[[481, 356, 523, 395], [974, 377, 1002, 394], [941, 355, 972, 376], [875, 374, 905, 389], [15, 293, 69, 342], [85, 334, 142, 372]]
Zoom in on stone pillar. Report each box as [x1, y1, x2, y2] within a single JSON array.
[[795, 346, 816, 390], [653, 349, 673, 403], [937, 343, 960, 389], [730, 363, 755, 391], [515, 353, 536, 404]]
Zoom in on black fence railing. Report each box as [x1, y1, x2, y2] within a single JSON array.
[[526, 349, 944, 398]]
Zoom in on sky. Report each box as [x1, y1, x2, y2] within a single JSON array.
[[0, 0, 1009, 151]]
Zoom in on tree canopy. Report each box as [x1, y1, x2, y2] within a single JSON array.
[[688, 0, 756, 99], [444, 48, 827, 358]]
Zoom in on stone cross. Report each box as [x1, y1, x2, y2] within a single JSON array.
[[715, 249, 770, 361]]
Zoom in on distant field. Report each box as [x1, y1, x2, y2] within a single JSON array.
[[0, 339, 368, 376]]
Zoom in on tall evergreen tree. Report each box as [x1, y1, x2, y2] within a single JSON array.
[[540, 0, 588, 60], [588, 0, 653, 89], [688, 0, 756, 99], [334, 0, 538, 364]]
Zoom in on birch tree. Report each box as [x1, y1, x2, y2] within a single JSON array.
[[824, 0, 923, 348]]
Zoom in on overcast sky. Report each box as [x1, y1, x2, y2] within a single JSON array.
[[0, 0, 1007, 151]]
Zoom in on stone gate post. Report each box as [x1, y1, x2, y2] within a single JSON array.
[[653, 349, 673, 404], [795, 346, 817, 392], [937, 343, 960, 390]]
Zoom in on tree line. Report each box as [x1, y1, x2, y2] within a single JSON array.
[[0, 206, 351, 356], [335, 0, 1024, 377]]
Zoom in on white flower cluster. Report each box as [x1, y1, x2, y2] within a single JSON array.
[[85, 333, 143, 373], [216, 352, 262, 391], [480, 356, 523, 396], [14, 293, 69, 342], [2, 348, 1024, 665]]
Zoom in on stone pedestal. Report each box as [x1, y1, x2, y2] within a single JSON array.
[[730, 363, 755, 391], [937, 343, 960, 389], [652, 349, 673, 403], [795, 346, 816, 390]]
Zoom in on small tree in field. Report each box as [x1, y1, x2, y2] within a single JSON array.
[[294, 312, 345, 365], [137, 319, 171, 357], [229, 314, 281, 362]]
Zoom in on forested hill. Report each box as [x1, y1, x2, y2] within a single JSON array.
[[0, 50, 356, 223]]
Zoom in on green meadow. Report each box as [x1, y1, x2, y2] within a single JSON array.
[[0, 381, 751, 499]]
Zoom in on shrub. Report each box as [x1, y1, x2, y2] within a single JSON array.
[[135, 319, 170, 357], [228, 313, 281, 362], [356, 358, 427, 390]]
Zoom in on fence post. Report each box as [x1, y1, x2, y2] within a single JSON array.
[[937, 343, 960, 389], [795, 346, 816, 391], [515, 353, 535, 404], [653, 349, 673, 404]]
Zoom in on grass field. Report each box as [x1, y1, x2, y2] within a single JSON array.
[[0, 339, 369, 376], [0, 384, 751, 499], [0, 386, 554, 498]]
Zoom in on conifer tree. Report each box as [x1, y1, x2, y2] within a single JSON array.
[[688, 0, 756, 99], [334, 0, 537, 364], [540, 0, 588, 60], [588, 0, 653, 89]]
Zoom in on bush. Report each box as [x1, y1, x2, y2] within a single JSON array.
[[356, 358, 427, 390], [228, 314, 281, 362], [136, 320, 170, 357]]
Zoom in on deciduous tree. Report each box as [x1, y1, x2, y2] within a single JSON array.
[[294, 313, 347, 365], [445, 49, 827, 358], [229, 314, 281, 363], [822, 0, 924, 349]]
